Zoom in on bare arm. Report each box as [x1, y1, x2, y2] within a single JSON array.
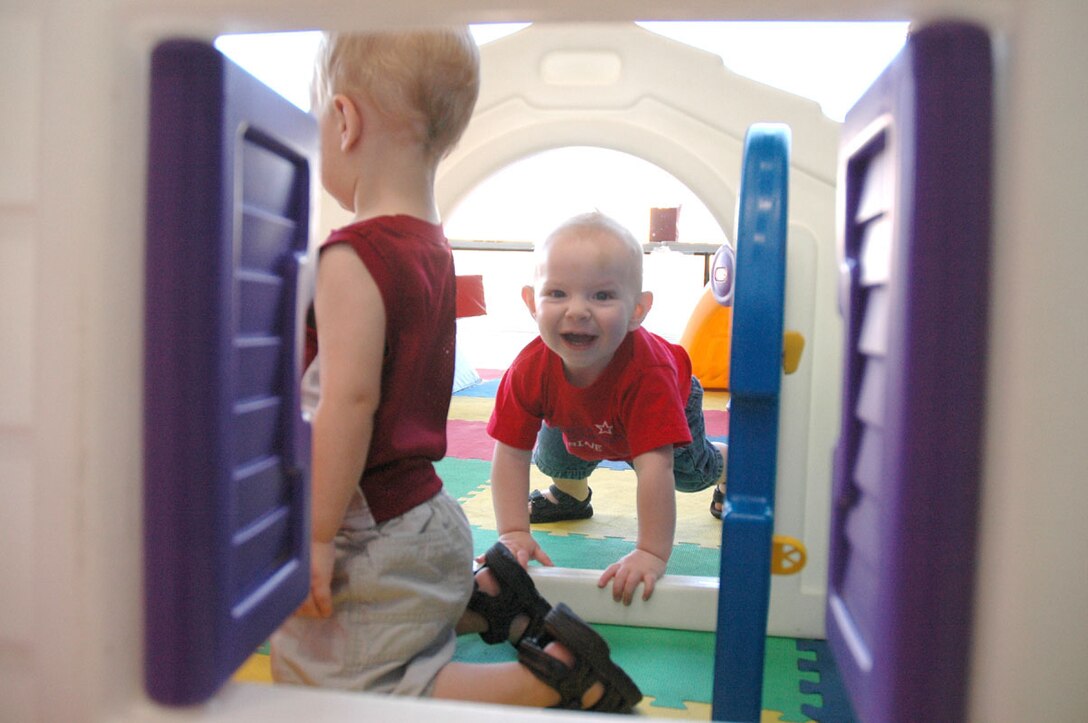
[[632, 445, 677, 563], [598, 444, 675, 604], [490, 440, 553, 567], [298, 245, 385, 617]]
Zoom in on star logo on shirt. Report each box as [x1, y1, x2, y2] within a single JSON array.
[[595, 421, 614, 436]]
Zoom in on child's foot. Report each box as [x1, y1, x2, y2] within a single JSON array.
[[709, 480, 726, 520], [529, 484, 593, 523], [466, 543, 553, 645], [709, 441, 729, 520], [517, 603, 642, 712]]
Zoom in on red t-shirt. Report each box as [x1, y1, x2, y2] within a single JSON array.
[[487, 328, 694, 462], [320, 215, 455, 523]]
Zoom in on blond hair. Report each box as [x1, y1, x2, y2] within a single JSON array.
[[539, 212, 645, 290], [312, 28, 480, 162]]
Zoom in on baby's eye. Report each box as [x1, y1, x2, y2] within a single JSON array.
[[592, 291, 615, 301], [544, 289, 566, 299]]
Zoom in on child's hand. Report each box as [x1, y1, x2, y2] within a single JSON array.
[[296, 540, 336, 618], [494, 531, 555, 569], [598, 548, 667, 605]]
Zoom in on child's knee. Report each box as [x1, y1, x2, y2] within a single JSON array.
[[674, 476, 709, 493], [673, 439, 726, 492], [713, 442, 728, 484]]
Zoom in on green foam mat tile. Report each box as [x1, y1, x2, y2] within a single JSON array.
[[454, 628, 820, 720], [436, 457, 492, 502]]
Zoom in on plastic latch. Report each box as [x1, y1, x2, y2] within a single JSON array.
[[771, 535, 807, 575], [782, 331, 805, 374]]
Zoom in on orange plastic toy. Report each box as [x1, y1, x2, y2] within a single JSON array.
[[680, 286, 733, 390]]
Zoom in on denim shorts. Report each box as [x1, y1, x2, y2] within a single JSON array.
[[531, 376, 724, 493]]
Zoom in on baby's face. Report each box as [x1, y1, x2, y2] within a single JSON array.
[[525, 229, 647, 386]]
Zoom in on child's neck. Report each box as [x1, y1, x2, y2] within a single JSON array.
[[351, 193, 439, 225], [351, 138, 440, 224], [562, 361, 607, 388]]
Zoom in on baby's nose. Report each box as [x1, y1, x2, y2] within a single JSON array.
[[565, 297, 591, 318]]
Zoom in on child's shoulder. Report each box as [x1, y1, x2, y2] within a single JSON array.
[[507, 336, 552, 374], [629, 327, 686, 362], [328, 215, 444, 243], [624, 328, 692, 383]]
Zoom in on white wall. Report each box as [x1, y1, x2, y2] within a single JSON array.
[[969, 2, 1088, 720], [1, 1, 1086, 721]]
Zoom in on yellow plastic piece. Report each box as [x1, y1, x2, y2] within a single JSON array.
[[679, 287, 733, 390], [771, 535, 807, 575], [782, 330, 805, 375]]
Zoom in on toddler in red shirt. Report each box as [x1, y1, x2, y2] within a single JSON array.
[[270, 31, 640, 713], [487, 212, 729, 605]]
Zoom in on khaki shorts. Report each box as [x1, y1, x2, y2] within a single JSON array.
[[270, 489, 474, 696]]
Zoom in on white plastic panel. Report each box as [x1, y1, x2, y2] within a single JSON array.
[[438, 23, 841, 639], [0, 16, 40, 723], [0, 16, 39, 205]]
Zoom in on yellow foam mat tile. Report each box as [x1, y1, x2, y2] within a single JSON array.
[[634, 700, 804, 721], [642, 707, 808, 723], [447, 395, 497, 422], [460, 467, 722, 550], [636, 698, 711, 718], [702, 389, 731, 410], [233, 652, 272, 683]]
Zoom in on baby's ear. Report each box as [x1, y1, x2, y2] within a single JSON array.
[[521, 285, 537, 317], [628, 290, 654, 330], [333, 93, 362, 151]]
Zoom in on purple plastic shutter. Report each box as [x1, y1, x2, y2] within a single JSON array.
[[828, 22, 992, 723], [144, 39, 316, 705]]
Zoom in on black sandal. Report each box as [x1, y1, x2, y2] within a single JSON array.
[[710, 483, 726, 520], [529, 484, 593, 523], [517, 602, 643, 713], [467, 543, 553, 645]]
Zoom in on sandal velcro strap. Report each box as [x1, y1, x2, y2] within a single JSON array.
[[529, 484, 593, 523], [517, 637, 597, 709], [469, 584, 521, 644], [467, 543, 552, 645], [517, 603, 642, 713]]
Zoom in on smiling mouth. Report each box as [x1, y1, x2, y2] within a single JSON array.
[[561, 333, 597, 348]]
